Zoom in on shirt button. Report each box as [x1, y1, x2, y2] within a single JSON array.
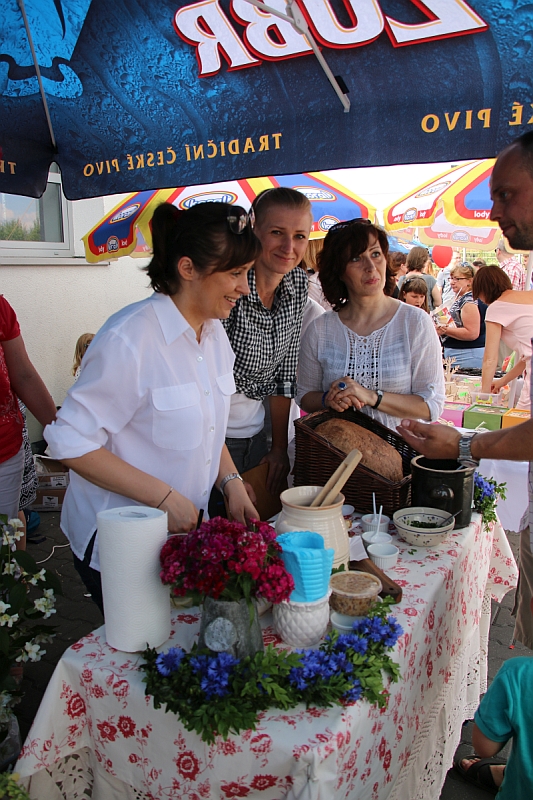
[[204, 390, 210, 396], [209, 426, 215, 432], [202, 490, 207, 496], [206, 459, 211, 465], [197, 356, 203, 362]]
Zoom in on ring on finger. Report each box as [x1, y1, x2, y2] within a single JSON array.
[[337, 381, 347, 390]]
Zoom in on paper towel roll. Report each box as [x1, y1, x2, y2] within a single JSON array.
[[97, 506, 170, 652]]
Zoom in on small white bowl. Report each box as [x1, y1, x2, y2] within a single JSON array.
[[362, 531, 392, 548], [361, 514, 390, 533], [330, 610, 363, 633], [367, 543, 399, 570], [342, 504, 355, 519]]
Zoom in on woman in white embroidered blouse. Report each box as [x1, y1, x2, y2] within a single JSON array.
[[296, 220, 445, 431]]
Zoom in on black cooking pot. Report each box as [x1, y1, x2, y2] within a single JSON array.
[[410, 456, 475, 529]]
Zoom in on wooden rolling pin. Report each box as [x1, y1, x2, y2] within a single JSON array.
[[310, 449, 362, 507]]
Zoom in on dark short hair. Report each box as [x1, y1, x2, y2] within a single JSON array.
[[252, 187, 312, 224], [472, 258, 486, 268], [514, 131, 533, 178], [406, 246, 430, 272], [145, 202, 261, 295], [472, 264, 512, 303], [318, 222, 395, 310]]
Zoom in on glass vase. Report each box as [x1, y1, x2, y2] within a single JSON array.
[[198, 597, 264, 659]]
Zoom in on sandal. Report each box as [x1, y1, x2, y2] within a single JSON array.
[[453, 753, 506, 795]]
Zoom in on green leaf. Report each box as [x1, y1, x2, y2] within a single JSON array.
[[12, 550, 38, 573], [8, 581, 28, 614]]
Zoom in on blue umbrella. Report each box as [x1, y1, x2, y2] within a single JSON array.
[[1, 2, 531, 200]]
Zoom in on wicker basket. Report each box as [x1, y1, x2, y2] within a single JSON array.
[[293, 408, 416, 517]]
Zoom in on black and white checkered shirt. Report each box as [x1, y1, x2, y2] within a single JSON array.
[[223, 266, 308, 401]]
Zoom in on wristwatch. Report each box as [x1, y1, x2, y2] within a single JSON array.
[[458, 434, 480, 467], [219, 473, 244, 496], [372, 389, 384, 410]]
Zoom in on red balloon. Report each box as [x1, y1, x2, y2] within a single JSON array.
[[432, 245, 454, 269]]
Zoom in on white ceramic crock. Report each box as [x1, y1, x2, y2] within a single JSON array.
[[275, 485, 349, 569]]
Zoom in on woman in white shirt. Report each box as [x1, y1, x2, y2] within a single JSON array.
[[45, 202, 260, 612], [296, 220, 445, 431]]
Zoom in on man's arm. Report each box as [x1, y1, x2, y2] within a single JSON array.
[[397, 417, 533, 463]]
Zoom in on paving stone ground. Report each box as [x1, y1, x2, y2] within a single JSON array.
[[14, 516, 531, 797]]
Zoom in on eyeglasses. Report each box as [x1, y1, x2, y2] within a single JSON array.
[[328, 218, 372, 233], [226, 206, 254, 234]]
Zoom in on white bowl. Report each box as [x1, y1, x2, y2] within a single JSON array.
[[330, 611, 363, 633], [367, 543, 399, 569], [342, 504, 355, 519], [393, 507, 455, 547], [362, 531, 392, 548], [361, 514, 390, 533]]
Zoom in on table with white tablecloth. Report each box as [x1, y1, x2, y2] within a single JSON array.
[[478, 457, 528, 533], [16, 514, 517, 800]]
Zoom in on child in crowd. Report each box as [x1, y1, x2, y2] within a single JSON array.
[[398, 276, 429, 312], [72, 333, 94, 381], [454, 595, 533, 797]]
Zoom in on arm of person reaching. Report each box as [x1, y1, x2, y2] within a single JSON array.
[[60, 448, 199, 533], [481, 321, 502, 394], [492, 355, 527, 391], [3, 335, 57, 426], [436, 301, 480, 340], [260, 395, 291, 494], [397, 417, 533, 462], [217, 444, 259, 522]]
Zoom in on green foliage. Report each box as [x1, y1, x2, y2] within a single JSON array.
[[141, 597, 402, 744], [0, 219, 41, 242], [0, 515, 62, 730], [473, 474, 507, 530], [0, 772, 31, 799]]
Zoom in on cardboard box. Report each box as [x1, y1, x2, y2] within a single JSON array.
[[34, 456, 69, 489], [438, 402, 470, 427], [463, 404, 507, 431], [502, 408, 531, 428], [31, 457, 69, 510], [30, 488, 66, 511]]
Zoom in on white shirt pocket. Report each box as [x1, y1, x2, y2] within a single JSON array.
[[151, 383, 202, 451], [216, 371, 236, 396]]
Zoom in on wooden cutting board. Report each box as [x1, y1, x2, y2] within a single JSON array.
[[349, 559, 403, 604]]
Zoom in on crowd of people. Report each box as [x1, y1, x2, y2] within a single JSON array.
[[2, 134, 533, 798]]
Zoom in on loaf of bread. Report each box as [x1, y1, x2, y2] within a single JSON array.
[[314, 419, 404, 482]]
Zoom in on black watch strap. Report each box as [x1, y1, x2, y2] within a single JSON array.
[[372, 390, 384, 410]]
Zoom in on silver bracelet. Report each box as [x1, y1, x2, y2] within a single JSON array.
[[219, 473, 244, 496]]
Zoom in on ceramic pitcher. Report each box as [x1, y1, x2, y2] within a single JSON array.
[[275, 486, 349, 569]]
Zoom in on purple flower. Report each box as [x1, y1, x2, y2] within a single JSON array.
[[155, 647, 185, 676]]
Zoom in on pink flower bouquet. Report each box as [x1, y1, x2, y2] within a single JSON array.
[[159, 517, 294, 606]]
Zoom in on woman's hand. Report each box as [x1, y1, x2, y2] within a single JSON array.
[[160, 490, 199, 533], [224, 478, 260, 525], [325, 377, 368, 412]]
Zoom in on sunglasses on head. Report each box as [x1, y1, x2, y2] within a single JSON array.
[[226, 205, 254, 234], [328, 218, 372, 234]]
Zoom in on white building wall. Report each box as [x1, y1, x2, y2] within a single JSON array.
[[0, 194, 153, 441]]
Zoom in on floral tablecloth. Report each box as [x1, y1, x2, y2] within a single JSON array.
[[16, 514, 517, 800]]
